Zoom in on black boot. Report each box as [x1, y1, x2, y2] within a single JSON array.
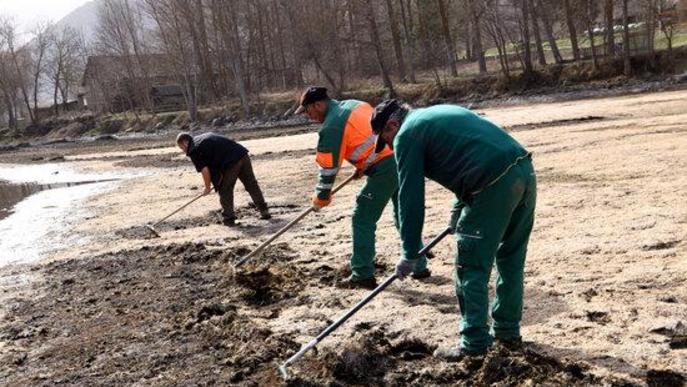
[[411, 269, 432, 280], [336, 275, 378, 290], [433, 345, 485, 362]]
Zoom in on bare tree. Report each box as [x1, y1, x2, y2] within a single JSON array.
[[145, 0, 201, 121], [658, 0, 675, 62], [585, 0, 599, 71], [365, 0, 395, 96], [535, 0, 563, 63], [48, 27, 82, 115], [643, 0, 658, 57], [175, 0, 217, 103], [468, 0, 487, 73], [484, 4, 512, 77], [385, 0, 407, 82], [29, 22, 54, 112], [0, 18, 36, 125], [281, 0, 341, 95], [528, 0, 546, 66], [399, 0, 417, 82], [0, 30, 19, 128], [437, 0, 459, 77], [622, 0, 631, 75], [519, 0, 534, 75], [564, 0, 581, 60], [604, 0, 615, 56], [97, 0, 154, 114], [213, 0, 251, 114]]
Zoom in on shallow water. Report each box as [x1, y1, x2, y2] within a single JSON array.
[[0, 163, 146, 266], [0, 181, 45, 220]]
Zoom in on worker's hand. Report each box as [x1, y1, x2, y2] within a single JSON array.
[[311, 197, 331, 212], [353, 168, 365, 180], [202, 186, 213, 196], [395, 258, 417, 280]]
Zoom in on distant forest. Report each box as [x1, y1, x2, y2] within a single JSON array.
[[0, 0, 682, 128]]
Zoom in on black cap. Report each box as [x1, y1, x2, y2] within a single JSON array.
[[295, 86, 329, 114], [371, 99, 401, 153]]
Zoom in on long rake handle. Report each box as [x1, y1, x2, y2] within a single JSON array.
[[152, 193, 205, 227], [278, 226, 454, 377], [235, 172, 357, 267]]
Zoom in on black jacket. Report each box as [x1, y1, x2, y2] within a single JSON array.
[[187, 132, 248, 189]]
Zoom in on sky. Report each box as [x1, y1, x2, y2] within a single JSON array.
[[0, 0, 91, 34]]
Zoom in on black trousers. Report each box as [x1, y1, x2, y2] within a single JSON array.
[[217, 155, 268, 220]]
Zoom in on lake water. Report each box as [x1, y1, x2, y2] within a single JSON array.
[[0, 163, 146, 266]]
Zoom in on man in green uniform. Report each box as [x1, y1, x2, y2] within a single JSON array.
[[296, 87, 430, 289], [371, 99, 537, 360]]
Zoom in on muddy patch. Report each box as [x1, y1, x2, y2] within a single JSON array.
[[235, 266, 304, 307], [252, 148, 314, 162], [507, 115, 607, 132], [287, 326, 632, 386], [536, 167, 602, 184], [0, 241, 305, 385], [646, 369, 685, 387], [115, 212, 223, 239], [113, 153, 187, 169], [641, 239, 681, 251], [115, 203, 301, 239], [299, 261, 390, 288]]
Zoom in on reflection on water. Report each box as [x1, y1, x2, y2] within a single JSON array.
[[0, 181, 104, 221], [0, 163, 149, 267], [0, 182, 44, 220], [0, 181, 116, 265]]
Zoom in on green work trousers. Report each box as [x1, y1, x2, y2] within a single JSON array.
[[351, 156, 427, 279], [454, 157, 536, 354]]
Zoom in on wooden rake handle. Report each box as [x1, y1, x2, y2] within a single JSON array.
[[152, 193, 206, 227]]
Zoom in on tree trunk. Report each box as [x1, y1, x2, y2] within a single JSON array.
[[622, 0, 631, 75], [53, 74, 60, 116], [399, 0, 417, 82], [366, 0, 395, 96], [278, 0, 304, 87], [520, 0, 533, 74], [4, 92, 17, 129], [529, 0, 546, 66], [282, 0, 338, 94], [468, 0, 487, 73], [32, 49, 45, 113], [271, 0, 288, 88], [498, 28, 511, 77], [646, 0, 658, 70], [485, 20, 510, 77], [347, 0, 363, 74], [564, 0, 580, 60], [604, 0, 614, 56], [326, 1, 346, 92], [436, 0, 458, 77], [385, 0, 407, 82], [586, 0, 598, 71], [195, 0, 218, 101], [536, 0, 563, 63], [10, 57, 35, 124], [227, 2, 250, 117], [465, 20, 473, 61]]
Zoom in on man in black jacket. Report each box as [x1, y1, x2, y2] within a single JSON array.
[[176, 132, 271, 226]]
